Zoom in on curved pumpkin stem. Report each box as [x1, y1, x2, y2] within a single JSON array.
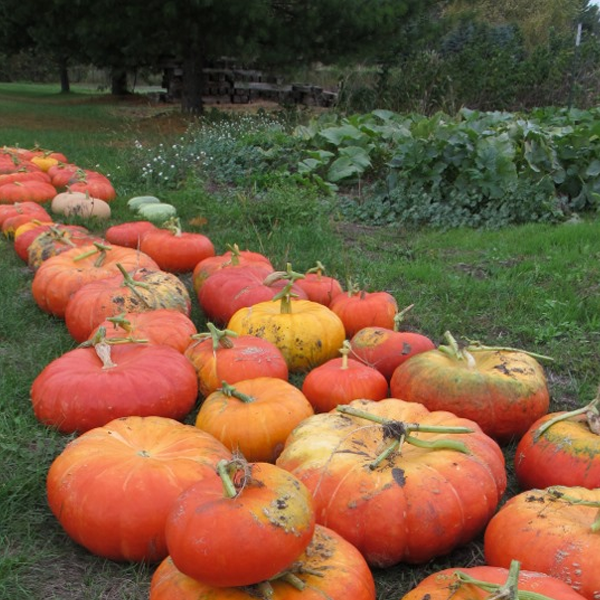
[[455, 560, 555, 600], [336, 404, 473, 469], [306, 260, 327, 278], [392, 303, 415, 332], [73, 241, 112, 266], [339, 340, 352, 370], [115, 263, 153, 307], [437, 331, 477, 369], [219, 381, 256, 404], [271, 281, 300, 314], [547, 487, 600, 532], [79, 327, 117, 369], [163, 216, 182, 237], [465, 338, 554, 362], [533, 391, 600, 441], [216, 457, 253, 499]]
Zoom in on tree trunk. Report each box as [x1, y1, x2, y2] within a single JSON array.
[[58, 57, 70, 94], [111, 68, 129, 96], [181, 48, 204, 114]]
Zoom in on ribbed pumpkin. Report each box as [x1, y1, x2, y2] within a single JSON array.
[[31, 242, 159, 318], [514, 392, 600, 490], [0, 179, 57, 204], [46, 415, 232, 563], [276, 398, 507, 568], [90, 310, 197, 354], [191, 243, 273, 293], [329, 286, 398, 337], [195, 378, 314, 462], [31, 334, 199, 434], [64, 265, 192, 343], [139, 218, 215, 273], [151, 524, 376, 600], [165, 459, 316, 588], [227, 283, 346, 372], [390, 332, 550, 443], [184, 323, 289, 397], [301, 340, 389, 413]]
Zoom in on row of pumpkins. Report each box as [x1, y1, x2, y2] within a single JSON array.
[[2, 145, 600, 600]]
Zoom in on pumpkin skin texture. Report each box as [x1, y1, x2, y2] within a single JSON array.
[[64, 267, 192, 343], [401, 564, 588, 600], [165, 461, 316, 588], [46, 416, 232, 563], [139, 226, 216, 273], [301, 343, 389, 412], [198, 265, 308, 326], [184, 328, 289, 397], [26, 226, 104, 270], [0, 179, 57, 204], [31, 342, 199, 434], [350, 326, 436, 381], [0, 201, 51, 226], [90, 309, 197, 354], [105, 221, 157, 249], [31, 243, 159, 318], [329, 290, 398, 337], [484, 486, 600, 600], [227, 297, 346, 373], [276, 398, 507, 568], [151, 524, 375, 600], [195, 378, 314, 462], [295, 269, 344, 307], [191, 245, 273, 293], [390, 348, 550, 443]]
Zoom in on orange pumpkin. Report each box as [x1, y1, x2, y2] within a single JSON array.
[[484, 486, 600, 600], [46, 415, 231, 562], [195, 378, 314, 462], [276, 398, 507, 568], [151, 524, 376, 600]]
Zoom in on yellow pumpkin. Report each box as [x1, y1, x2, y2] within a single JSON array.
[[227, 283, 346, 372]]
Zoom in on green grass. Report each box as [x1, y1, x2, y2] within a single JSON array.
[[1, 83, 599, 600]]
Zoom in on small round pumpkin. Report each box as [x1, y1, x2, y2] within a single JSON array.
[[301, 340, 389, 412], [227, 283, 346, 372], [294, 261, 344, 307], [514, 393, 600, 490], [195, 378, 314, 462], [105, 221, 157, 249], [151, 524, 375, 600], [184, 324, 289, 397], [46, 415, 232, 563], [165, 459, 316, 588]]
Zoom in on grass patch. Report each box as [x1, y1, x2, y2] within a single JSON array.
[[1, 83, 599, 599]]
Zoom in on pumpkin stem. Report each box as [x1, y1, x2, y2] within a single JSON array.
[[263, 262, 305, 287], [115, 263, 153, 307], [547, 487, 600, 532], [455, 560, 555, 600], [216, 457, 251, 499], [465, 338, 554, 362], [533, 391, 600, 441], [48, 225, 77, 247], [336, 405, 473, 468], [223, 243, 249, 267], [73, 241, 112, 265], [392, 304, 415, 332], [306, 260, 327, 277], [272, 281, 300, 314], [106, 312, 133, 332], [79, 327, 117, 369], [438, 331, 477, 369], [219, 381, 255, 403], [163, 216, 182, 237], [339, 340, 352, 370], [252, 582, 274, 598]]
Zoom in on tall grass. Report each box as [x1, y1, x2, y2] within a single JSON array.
[[1, 83, 599, 600]]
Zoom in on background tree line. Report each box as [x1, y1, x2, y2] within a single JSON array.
[[1, 0, 599, 114]]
